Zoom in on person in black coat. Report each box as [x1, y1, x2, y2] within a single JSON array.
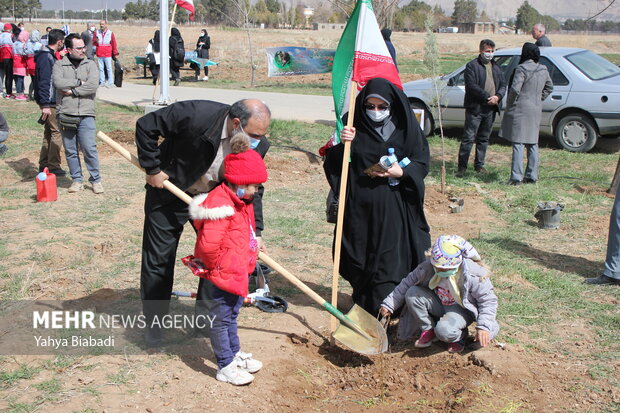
[[381, 28, 397, 71], [194, 28, 210, 81], [135, 99, 271, 346], [323, 77, 431, 315], [169, 27, 184, 86], [456, 39, 506, 176]]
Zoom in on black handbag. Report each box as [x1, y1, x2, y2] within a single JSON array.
[[326, 189, 339, 224]]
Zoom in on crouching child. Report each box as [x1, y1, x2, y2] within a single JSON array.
[[183, 133, 268, 385], [380, 235, 499, 353]]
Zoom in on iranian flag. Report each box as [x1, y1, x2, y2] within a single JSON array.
[[331, 0, 401, 142], [175, 0, 195, 20]]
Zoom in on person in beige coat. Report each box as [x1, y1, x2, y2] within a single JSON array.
[[52, 33, 102, 194], [501, 43, 553, 185]]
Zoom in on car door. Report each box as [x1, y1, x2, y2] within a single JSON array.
[[538, 57, 571, 127], [441, 69, 466, 125]]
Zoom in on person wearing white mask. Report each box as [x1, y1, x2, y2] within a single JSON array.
[[323, 77, 431, 315], [456, 39, 506, 178]]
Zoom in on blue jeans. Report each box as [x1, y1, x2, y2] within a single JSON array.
[[59, 116, 100, 183], [510, 143, 539, 182], [98, 56, 114, 86], [14, 75, 24, 94], [196, 277, 243, 369], [604, 184, 620, 280]]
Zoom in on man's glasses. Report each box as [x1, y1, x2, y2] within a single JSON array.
[[71, 46, 86, 51], [364, 103, 390, 110]]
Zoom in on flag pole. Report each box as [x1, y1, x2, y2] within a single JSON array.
[[330, 80, 357, 334], [169, 2, 177, 34]]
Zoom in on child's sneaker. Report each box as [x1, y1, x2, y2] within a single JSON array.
[[447, 339, 466, 353], [234, 351, 262, 373], [414, 329, 437, 348], [216, 360, 254, 385], [15, 94, 27, 101]]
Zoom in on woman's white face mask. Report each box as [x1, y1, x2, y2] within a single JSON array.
[[366, 108, 390, 122]]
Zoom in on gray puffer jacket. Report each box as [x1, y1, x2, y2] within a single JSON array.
[[52, 55, 98, 116], [381, 258, 500, 341]]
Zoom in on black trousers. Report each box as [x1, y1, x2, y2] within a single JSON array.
[[458, 108, 495, 170], [140, 187, 191, 320], [2, 58, 12, 95]]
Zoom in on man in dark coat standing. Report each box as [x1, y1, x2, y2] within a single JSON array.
[[135, 99, 271, 346], [531, 24, 552, 47], [456, 39, 506, 177]]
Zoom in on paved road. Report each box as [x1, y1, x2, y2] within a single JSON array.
[[97, 82, 336, 124]]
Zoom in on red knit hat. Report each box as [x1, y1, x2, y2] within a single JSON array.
[[3, 23, 11, 31], [224, 133, 268, 185]]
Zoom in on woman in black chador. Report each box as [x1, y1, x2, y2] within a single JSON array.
[[323, 77, 431, 315]]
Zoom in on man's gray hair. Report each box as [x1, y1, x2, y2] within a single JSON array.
[[229, 99, 271, 127], [534, 23, 546, 33]]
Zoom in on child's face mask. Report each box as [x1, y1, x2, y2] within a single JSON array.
[[434, 267, 458, 278]]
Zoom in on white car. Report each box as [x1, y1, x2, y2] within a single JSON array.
[[404, 47, 620, 152]]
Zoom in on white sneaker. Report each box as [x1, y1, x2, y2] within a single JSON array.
[[202, 76, 208, 81], [68, 181, 83, 193], [92, 182, 104, 194], [234, 351, 262, 373], [216, 360, 254, 385]]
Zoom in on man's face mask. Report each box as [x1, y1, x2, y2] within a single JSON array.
[[482, 51, 494, 61], [234, 124, 261, 149]]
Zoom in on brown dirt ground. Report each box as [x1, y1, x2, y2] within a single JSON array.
[[1, 130, 617, 412]]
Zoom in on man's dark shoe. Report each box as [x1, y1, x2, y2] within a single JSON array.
[[584, 275, 620, 285], [523, 178, 537, 184], [508, 180, 522, 186], [144, 325, 165, 347], [48, 168, 67, 176], [475, 167, 488, 174], [455, 168, 466, 178], [174, 79, 180, 86]]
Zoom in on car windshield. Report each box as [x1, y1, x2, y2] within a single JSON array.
[[565, 50, 620, 80]]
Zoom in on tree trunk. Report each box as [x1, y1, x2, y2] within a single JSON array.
[[609, 155, 620, 194]]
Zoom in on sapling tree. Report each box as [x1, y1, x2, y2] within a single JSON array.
[[423, 14, 448, 192]]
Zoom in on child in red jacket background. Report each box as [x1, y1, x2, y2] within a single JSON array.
[[183, 133, 268, 386]]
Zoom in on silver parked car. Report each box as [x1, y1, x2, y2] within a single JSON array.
[[404, 47, 620, 152]]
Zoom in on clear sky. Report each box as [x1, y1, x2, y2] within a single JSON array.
[[41, 0, 130, 11]]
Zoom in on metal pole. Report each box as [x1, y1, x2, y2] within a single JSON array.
[[157, 0, 170, 105]]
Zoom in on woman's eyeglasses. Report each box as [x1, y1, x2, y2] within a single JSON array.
[[364, 103, 390, 110]]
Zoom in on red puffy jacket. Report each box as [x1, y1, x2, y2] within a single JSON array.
[[189, 183, 258, 297]]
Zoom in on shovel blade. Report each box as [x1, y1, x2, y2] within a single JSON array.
[[332, 304, 388, 355]]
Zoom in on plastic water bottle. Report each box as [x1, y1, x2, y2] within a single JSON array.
[[379, 147, 398, 170], [389, 157, 411, 186]]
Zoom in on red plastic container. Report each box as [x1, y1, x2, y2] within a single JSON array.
[[36, 167, 58, 202]]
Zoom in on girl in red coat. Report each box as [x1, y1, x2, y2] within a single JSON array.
[[183, 133, 268, 386]]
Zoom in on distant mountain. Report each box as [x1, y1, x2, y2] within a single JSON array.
[[425, 0, 620, 22]]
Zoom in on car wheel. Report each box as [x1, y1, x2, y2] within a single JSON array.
[[409, 101, 435, 137], [555, 113, 598, 152]]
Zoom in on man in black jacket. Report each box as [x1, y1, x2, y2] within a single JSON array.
[[34, 28, 66, 175], [135, 99, 271, 346], [456, 39, 506, 177]]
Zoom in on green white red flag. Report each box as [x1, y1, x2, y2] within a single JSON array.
[[175, 0, 195, 20], [330, 0, 402, 142]]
